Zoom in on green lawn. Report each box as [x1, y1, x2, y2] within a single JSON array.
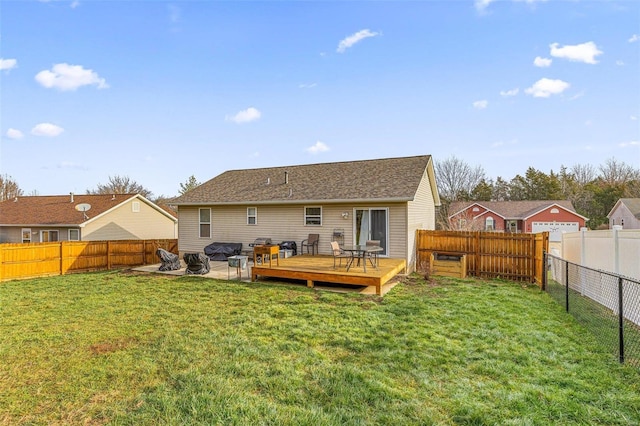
[[1, 271, 639, 425]]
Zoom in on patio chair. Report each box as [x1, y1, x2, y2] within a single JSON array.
[[301, 233, 319, 255], [156, 248, 181, 271], [183, 252, 211, 275], [331, 241, 352, 269], [365, 240, 381, 268]]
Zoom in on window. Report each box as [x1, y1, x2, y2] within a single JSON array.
[[550, 208, 560, 214], [199, 208, 211, 238], [69, 229, 80, 241], [41, 230, 59, 242], [247, 207, 257, 225], [22, 228, 31, 243], [485, 217, 494, 231], [132, 201, 140, 212], [304, 206, 322, 226]]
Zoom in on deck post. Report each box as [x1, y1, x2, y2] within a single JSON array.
[[307, 280, 314, 288]]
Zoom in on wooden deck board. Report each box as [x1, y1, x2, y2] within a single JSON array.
[[251, 255, 406, 295]]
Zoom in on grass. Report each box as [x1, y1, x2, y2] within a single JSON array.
[[1, 271, 639, 425]]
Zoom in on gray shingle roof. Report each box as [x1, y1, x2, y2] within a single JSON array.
[[616, 198, 640, 218], [171, 155, 433, 205]]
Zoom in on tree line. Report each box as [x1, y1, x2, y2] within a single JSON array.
[[3, 158, 639, 230], [435, 156, 640, 229]]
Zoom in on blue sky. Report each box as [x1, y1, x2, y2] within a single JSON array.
[[1, 0, 638, 198]]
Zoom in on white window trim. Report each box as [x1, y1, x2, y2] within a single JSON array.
[[21, 228, 31, 243], [68, 229, 80, 241], [247, 207, 257, 225], [132, 201, 141, 212], [304, 206, 322, 226], [485, 217, 494, 231], [199, 208, 211, 238]]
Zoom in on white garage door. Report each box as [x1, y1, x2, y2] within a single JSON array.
[[531, 222, 579, 242]]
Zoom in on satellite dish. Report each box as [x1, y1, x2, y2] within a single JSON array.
[[75, 203, 92, 212]]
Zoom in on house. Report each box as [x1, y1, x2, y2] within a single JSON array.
[[607, 198, 640, 229], [170, 155, 441, 273], [0, 193, 178, 243], [447, 200, 588, 242]]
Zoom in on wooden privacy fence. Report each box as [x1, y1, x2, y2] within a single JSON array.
[[416, 230, 549, 286], [0, 239, 178, 282]]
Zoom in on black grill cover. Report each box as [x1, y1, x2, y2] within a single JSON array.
[[279, 241, 297, 256], [204, 242, 242, 261], [183, 253, 211, 274], [156, 248, 181, 271]]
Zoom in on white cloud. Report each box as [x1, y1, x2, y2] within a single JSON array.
[[473, 100, 488, 109], [337, 29, 380, 53], [35, 63, 108, 91], [631, 115, 638, 121], [533, 56, 552, 67], [616, 60, 625, 66], [31, 123, 64, 137], [306, 141, 329, 154], [168, 4, 181, 23], [70, 1, 80, 8], [474, 0, 495, 12], [491, 139, 519, 148], [225, 107, 261, 124], [549, 42, 602, 64], [500, 88, 519, 97], [6, 128, 24, 139], [525, 78, 570, 98], [298, 83, 317, 89], [629, 34, 639, 43], [619, 141, 639, 148], [0, 58, 17, 71]]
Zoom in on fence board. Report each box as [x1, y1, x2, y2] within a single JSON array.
[[0, 239, 177, 282], [416, 230, 548, 285]]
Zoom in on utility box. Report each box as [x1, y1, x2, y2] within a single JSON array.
[[430, 252, 467, 278]]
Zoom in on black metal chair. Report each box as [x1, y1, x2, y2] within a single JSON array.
[[365, 240, 381, 268], [301, 233, 319, 255]]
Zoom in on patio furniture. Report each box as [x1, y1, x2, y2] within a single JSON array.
[[301, 233, 319, 255], [254, 244, 279, 267], [365, 240, 381, 268], [330, 241, 352, 269], [342, 244, 383, 273], [156, 248, 181, 271], [183, 252, 211, 275], [204, 242, 242, 261], [228, 255, 248, 280]]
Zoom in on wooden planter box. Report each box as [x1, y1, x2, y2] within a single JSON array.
[[430, 252, 467, 278]]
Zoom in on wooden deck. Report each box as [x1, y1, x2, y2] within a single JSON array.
[[251, 254, 407, 296]]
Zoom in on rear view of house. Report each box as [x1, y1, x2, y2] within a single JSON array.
[[0, 193, 177, 243], [170, 155, 441, 273]]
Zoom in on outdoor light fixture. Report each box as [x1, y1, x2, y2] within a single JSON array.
[[341, 212, 349, 219]]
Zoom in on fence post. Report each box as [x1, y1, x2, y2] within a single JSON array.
[[565, 260, 569, 312], [618, 276, 625, 364], [542, 250, 547, 291]]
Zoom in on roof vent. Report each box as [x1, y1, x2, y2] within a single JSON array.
[[285, 171, 289, 184], [266, 177, 271, 185], [70, 192, 74, 203]]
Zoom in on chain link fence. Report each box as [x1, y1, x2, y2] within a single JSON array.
[[545, 253, 640, 366]]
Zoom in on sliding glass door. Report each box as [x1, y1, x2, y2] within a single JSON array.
[[354, 208, 388, 256]]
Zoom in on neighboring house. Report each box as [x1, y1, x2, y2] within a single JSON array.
[[170, 155, 441, 273], [448, 200, 588, 242], [607, 198, 640, 229], [0, 193, 178, 243]]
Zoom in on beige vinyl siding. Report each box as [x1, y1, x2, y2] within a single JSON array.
[[178, 203, 409, 259], [83, 199, 176, 241], [406, 167, 437, 273]]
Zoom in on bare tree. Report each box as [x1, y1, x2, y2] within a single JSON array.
[[598, 157, 639, 186], [435, 156, 486, 202], [0, 174, 23, 202], [86, 175, 153, 198]]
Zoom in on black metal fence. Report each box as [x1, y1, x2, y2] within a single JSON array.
[[545, 253, 640, 366]]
